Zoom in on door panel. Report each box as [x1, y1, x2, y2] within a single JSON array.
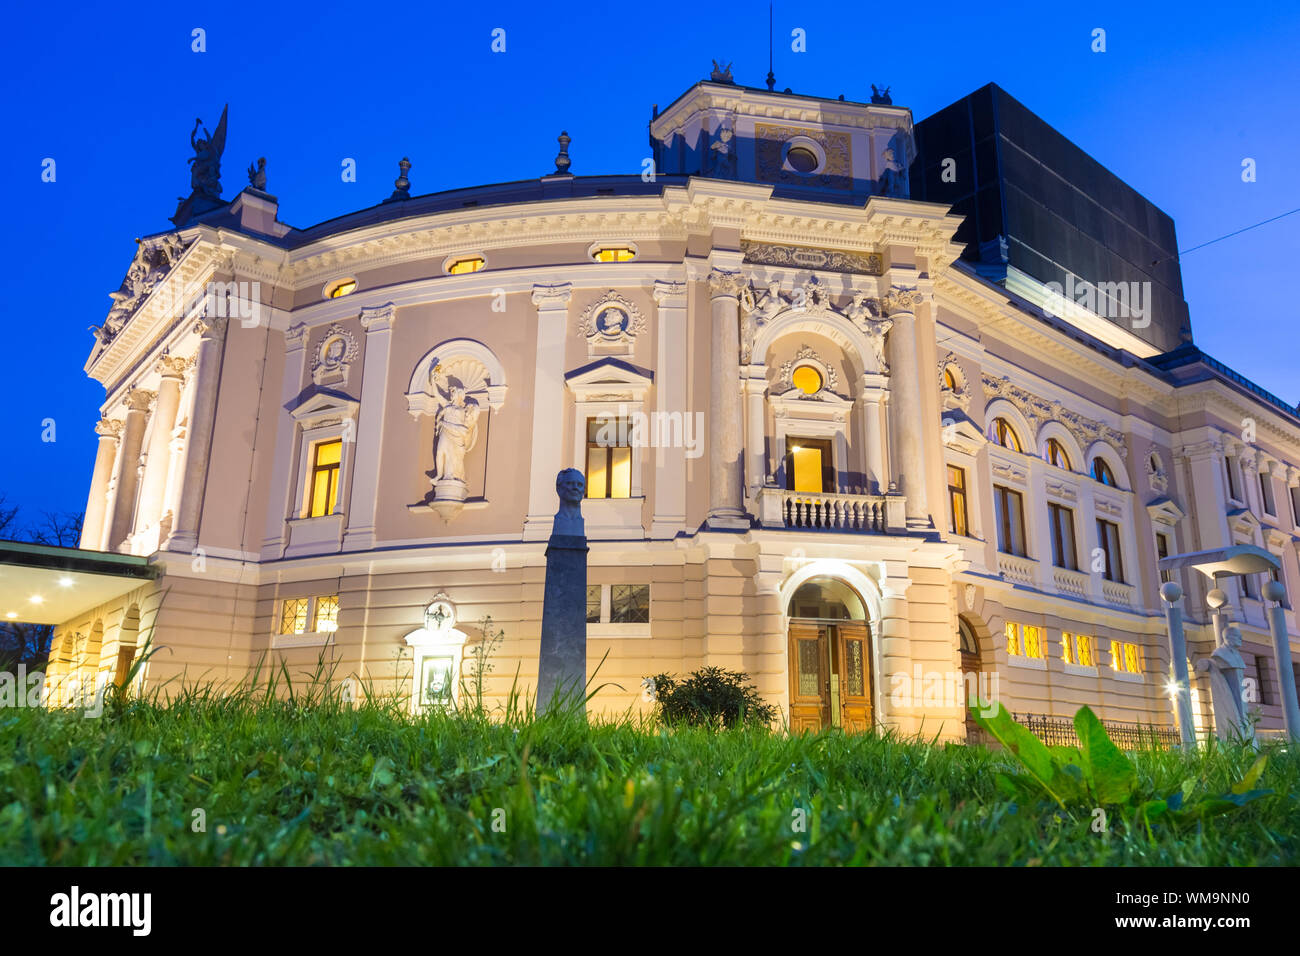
[[788, 622, 827, 732], [836, 623, 873, 731]]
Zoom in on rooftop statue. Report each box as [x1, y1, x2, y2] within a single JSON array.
[[247, 157, 267, 192], [188, 107, 228, 200]]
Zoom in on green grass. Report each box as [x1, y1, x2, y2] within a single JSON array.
[[1, 677, 1296, 865]]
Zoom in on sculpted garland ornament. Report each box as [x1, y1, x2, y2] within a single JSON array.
[[982, 375, 1129, 459], [577, 291, 645, 355], [311, 324, 360, 386]]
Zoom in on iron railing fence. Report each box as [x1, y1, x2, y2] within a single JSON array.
[[967, 711, 1180, 750]]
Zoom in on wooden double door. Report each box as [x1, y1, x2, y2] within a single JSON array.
[[788, 620, 873, 733]]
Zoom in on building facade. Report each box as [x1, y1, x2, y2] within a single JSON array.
[[37, 73, 1300, 740]]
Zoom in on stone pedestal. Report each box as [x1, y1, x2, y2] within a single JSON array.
[[431, 477, 469, 521], [536, 534, 589, 714]]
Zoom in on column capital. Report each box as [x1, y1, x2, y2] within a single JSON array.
[[359, 301, 397, 332], [95, 417, 123, 439], [156, 354, 192, 380], [707, 268, 746, 299], [193, 314, 229, 341], [653, 279, 688, 306], [124, 387, 156, 413], [532, 282, 573, 308], [880, 286, 926, 316], [285, 322, 310, 351]]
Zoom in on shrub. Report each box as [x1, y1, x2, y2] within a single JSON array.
[[647, 666, 777, 729]]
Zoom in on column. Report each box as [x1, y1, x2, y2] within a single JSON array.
[[134, 355, 189, 538], [706, 268, 747, 529], [651, 279, 688, 539], [858, 374, 888, 495], [523, 283, 573, 541], [261, 323, 310, 558], [105, 388, 154, 552], [343, 304, 397, 550], [884, 296, 929, 525], [79, 418, 122, 550], [167, 315, 229, 553], [742, 372, 767, 497]]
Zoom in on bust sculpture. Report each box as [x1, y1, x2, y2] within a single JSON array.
[[553, 467, 586, 535], [1196, 624, 1251, 743]]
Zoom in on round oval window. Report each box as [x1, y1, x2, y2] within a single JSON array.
[[791, 365, 822, 395], [786, 146, 819, 174]]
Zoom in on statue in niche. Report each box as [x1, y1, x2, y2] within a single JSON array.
[[863, 314, 894, 374], [709, 123, 736, 179], [431, 366, 482, 484], [1196, 624, 1252, 744], [878, 147, 908, 198]]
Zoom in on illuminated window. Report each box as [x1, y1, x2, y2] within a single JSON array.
[[325, 278, 357, 299], [992, 418, 1022, 452], [591, 246, 637, 263], [1046, 438, 1071, 470], [1005, 622, 1044, 659], [313, 595, 340, 633], [305, 439, 342, 517], [446, 256, 485, 275], [1110, 640, 1143, 675], [610, 584, 650, 623], [791, 365, 822, 395], [586, 417, 631, 499], [280, 595, 340, 637], [1096, 519, 1125, 583], [280, 598, 309, 635], [943, 367, 958, 391], [1062, 632, 1095, 667], [947, 465, 968, 537], [786, 438, 832, 494], [1091, 458, 1116, 486]]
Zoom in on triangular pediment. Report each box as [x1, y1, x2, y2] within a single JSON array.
[[565, 357, 654, 402], [288, 386, 360, 427]]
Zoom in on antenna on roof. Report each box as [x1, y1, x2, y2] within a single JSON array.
[[765, 3, 775, 90]]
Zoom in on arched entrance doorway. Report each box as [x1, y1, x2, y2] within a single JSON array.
[[786, 576, 873, 733], [113, 604, 141, 689], [957, 615, 982, 738]]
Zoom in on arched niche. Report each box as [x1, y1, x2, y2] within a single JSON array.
[[406, 339, 508, 419], [752, 307, 876, 377]]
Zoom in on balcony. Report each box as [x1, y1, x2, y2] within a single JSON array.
[[756, 488, 906, 533], [1102, 579, 1137, 608], [996, 552, 1038, 587], [1052, 566, 1090, 599]]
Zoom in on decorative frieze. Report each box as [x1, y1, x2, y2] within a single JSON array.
[[740, 240, 882, 276], [983, 375, 1129, 458]]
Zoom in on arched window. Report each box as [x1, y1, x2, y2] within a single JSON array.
[[943, 367, 958, 391], [1046, 438, 1071, 470], [788, 577, 866, 621], [1092, 458, 1116, 486], [958, 617, 979, 656], [992, 417, 1022, 452]]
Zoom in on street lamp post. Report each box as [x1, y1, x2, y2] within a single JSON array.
[[1263, 580, 1300, 742], [1160, 582, 1197, 749]]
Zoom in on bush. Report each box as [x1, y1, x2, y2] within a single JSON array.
[[647, 666, 777, 729]]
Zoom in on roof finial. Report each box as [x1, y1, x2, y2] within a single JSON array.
[[766, 3, 775, 91], [384, 157, 412, 202], [554, 131, 572, 175]]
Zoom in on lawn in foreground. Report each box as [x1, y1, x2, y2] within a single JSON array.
[[1, 693, 1295, 865]]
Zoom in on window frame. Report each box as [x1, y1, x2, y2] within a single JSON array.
[[992, 417, 1022, 452], [947, 464, 969, 537], [274, 593, 340, 647], [1062, 631, 1097, 670], [1047, 501, 1078, 570], [304, 437, 344, 518], [1096, 518, 1126, 583], [585, 583, 651, 638], [585, 415, 634, 500], [1109, 638, 1145, 679], [994, 484, 1028, 557], [1005, 621, 1046, 667], [1091, 457, 1117, 486], [1046, 438, 1071, 471]]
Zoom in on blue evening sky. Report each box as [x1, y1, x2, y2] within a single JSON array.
[[1, 0, 1297, 520]]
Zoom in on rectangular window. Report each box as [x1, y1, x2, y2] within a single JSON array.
[[1241, 572, 1257, 600], [1096, 519, 1125, 583], [312, 595, 339, 633], [1062, 632, 1095, 667], [1156, 533, 1172, 584], [586, 585, 602, 624], [1225, 455, 1240, 501], [994, 485, 1027, 557], [1255, 654, 1274, 706], [586, 417, 632, 499], [1260, 472, 1276, 515], [306, 439, 343, 517], [947, 465, 968, 537], [610, 584, 650, 623], [1048, 503, 1078, 570], [1110, 639, 1143, 675], [1292, 485, 1300, 529], [280, 598, 309, 635], [1005, 621, 1044, 659], [786, 438, 833, 494]]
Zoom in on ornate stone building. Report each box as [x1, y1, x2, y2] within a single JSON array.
[[30, 73, 1300, 739]]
